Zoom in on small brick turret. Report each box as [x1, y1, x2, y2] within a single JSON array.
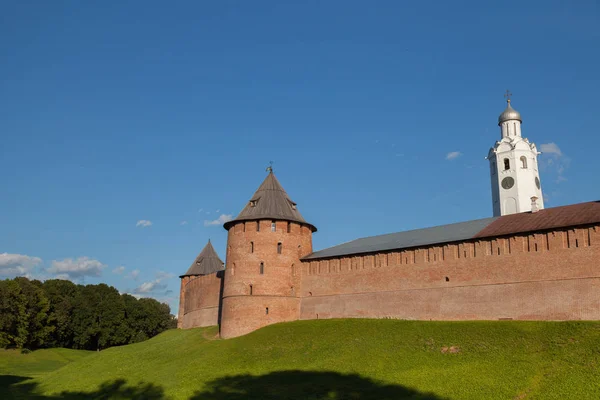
[[177, 240, 225, 329], [219, 170, 316, 338]]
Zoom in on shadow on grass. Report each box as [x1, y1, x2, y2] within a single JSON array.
[[1, 371, 445, 399], [191, 370, 446, 400], [0, 375, 165, 399]]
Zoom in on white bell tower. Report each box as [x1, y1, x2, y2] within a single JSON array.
[[488, 91, 544, 216]]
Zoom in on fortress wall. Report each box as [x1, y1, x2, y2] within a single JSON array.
[[177, 276, 191, 328], [300, 225, 600, 321], [220, 220, 313, 338], [182, 272, 223, 329]]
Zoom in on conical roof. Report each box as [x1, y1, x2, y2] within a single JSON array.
[[498, 100, 522, 125], [180, 240, 224, 277], [223, 171, 317, 232]]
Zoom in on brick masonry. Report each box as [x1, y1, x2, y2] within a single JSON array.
[[179, 223, 600, 338], [219, 219, 312, 338], [178, 271, 224, 329]]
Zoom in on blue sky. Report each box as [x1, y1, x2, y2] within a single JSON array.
[[1, 1, 599, 312]]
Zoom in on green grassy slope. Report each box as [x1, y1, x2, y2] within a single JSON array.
[[0, 347, 93, 399], [0, 347, 92, 378], [2, 320, 600, 399]]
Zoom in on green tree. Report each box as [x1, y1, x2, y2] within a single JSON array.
[[0, 279, 28, 348], [72, 284, 127, 350], [42, 279, 79, 348], [14, 277, 53, 349]]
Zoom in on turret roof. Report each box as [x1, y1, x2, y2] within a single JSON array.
[[223, 171, 316, 232], [180, 240, 224, 277]]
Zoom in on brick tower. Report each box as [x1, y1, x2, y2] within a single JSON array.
[[177, 240, 225, 329], [220, 169, 316, 338]]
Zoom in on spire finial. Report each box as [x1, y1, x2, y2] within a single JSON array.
[[266, 161, 273, 174], [504, 89, 512, 104]]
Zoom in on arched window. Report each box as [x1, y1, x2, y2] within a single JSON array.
[[250, 241, 254, 253], [260, 262, 264, 274], [287, 222, 291, 233], [256, 221, 260, 232], [504, 158, 510, 170], [271, 221, 276, 232], [249, 285, 253, 295], [520, 156, 527, 169], [277, 242, 282, 254]]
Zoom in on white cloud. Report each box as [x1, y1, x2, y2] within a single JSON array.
[[539, 142, 569, 183], [215, 209, 220, 213], [112, 266, 125, 274], [48, 257, 105, 279], [121, 292, 142, 299], [180, 220, 188, 225], [446, 151, 462, 160], [128, 269, 140, 280], [134, 280, 168, 294], [0, 253, 42, 277], [198, 208, 203, 213], [540, 142, 562, 157], [133, 270, 175, 294], [204, 214, 233, 227], [136, 220, 152, 228], [156, 271, 174, 280]]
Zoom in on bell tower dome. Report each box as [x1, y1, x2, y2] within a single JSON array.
[[488, 92, 544, 216], [220, 169, 316, 338]]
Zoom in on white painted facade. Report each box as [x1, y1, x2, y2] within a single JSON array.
[[488, 101, 544, 216]]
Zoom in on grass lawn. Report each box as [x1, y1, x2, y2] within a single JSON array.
[[1, 319, 600, 399]]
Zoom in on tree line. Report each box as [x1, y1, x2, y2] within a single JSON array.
[[0, 277, 176, 350]]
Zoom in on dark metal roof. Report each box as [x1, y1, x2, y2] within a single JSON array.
[[304, 201, 600, 261], [304, 217, 498, 260], [223, 172, 317, 232], [475, 201, 600, 239], [180, 240, 224, 277]]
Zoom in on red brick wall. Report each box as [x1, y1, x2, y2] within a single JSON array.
[[177, 276, 191, 328], [179, 272, 223, 329], [220, 219, 313, 338], [300, 225, 600, 321]]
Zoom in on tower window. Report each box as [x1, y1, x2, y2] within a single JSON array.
[[277, 242, 282, 254], [249, 285, 253, 295], [265, 307, 269, 315], [260, 262, 264, 274], [256, 221, 260, 232], [504, 159, 510, 170], [271, 221, 276, 232], [250, 241, 254, 253], [287, 222, 291, 233], [520, 156, 527, 169]]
